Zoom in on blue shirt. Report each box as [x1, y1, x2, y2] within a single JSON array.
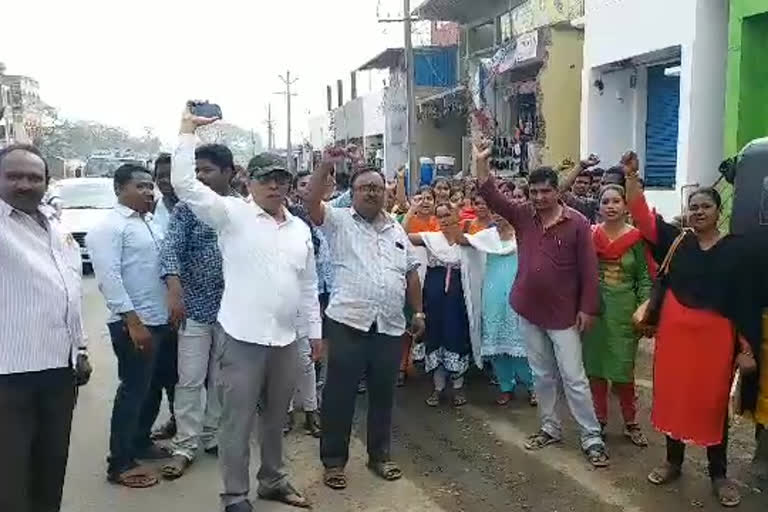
[[159, 202, 224, 325], [86, 204, 168, 326]]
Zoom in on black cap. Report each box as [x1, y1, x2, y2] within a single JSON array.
[[247, 153, 290, 179]]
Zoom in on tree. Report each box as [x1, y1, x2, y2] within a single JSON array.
[[197, 122, 263, 165]]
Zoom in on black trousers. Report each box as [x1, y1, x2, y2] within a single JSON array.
[[0, 368, 76, 512], [666, 418, 729, 480], [320, 319, 401, 469], [107, 321, 175, 475]]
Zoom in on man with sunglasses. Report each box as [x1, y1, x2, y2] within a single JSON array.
[[171, 107, 321, 511]]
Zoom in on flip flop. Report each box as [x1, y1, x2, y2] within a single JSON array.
[[495, 392, 513, 406], [323, 467, 347, 490], [712, 478, 741, 507], [107, 466, 159, 488], [453, 392, 467, 408], [161, 455, 191, 480], [624, 424, 648, 447], [524, 431, 560, 451], [367, 460, 403, 481]]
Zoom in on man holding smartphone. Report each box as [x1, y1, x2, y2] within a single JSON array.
[[172, 105, 320, 511]]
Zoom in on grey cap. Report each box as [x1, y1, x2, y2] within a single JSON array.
[[247, 153, 290, 179]]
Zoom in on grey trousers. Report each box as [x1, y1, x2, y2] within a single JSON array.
[[218, 333, 299, 508]]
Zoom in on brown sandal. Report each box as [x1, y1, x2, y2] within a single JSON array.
[[323, 467, 347, 490], [495, 392, 513, 406], [624, 424, 649, 447], [108, 466, 159, 488], [647, 463, 682, 485]]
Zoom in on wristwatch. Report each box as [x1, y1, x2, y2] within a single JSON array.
[[413, 312, 426, 320]]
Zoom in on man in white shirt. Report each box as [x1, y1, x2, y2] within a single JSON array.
[[172, 108, 321, 512], [0, 144, 90, 512]]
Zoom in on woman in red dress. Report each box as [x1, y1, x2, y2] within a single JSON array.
[[624, 154, 760, 507]]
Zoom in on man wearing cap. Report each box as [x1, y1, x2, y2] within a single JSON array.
[[171, 107, 321, 512]]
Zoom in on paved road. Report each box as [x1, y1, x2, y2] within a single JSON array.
[[61, 277, 765, 511]]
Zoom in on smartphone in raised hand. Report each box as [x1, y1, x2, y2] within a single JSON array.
[[187, 100, 222, 119]]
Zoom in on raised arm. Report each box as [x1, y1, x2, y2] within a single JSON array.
[[394, 166, 408, 212], [475, 143, 527, 229], [559, 154, 599, 193], [307, 156, 336, 226], [171, 108, 229, 231]]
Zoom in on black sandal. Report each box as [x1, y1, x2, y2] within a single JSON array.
[[585, 444, 610, 468], [323, 467, 347, 490], [367, 460, 403, 481]]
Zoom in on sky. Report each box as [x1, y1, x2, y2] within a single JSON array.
[[2, 0, 429, 148]]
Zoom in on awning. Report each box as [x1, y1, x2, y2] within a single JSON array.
[[358, 48, 404, 71]]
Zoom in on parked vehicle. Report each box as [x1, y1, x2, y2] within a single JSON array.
[[47, 178, 115, 268]]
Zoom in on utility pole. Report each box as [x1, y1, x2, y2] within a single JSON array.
[[275, 71, 298, 172], [379, 3, 418, 191], [264, 104, 275, 151], [403, 0, 418, 193]]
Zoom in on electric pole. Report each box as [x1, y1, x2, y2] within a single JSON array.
[[275, 71, 298, 172], [264, 104, 275, 151], [403, 0, 418, 193], [379, 2, 418, 192]]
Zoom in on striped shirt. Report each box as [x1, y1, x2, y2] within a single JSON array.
[[319, 205, 419, 336], [0, 198, 85, 374]]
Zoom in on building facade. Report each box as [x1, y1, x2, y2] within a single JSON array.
[[580, 0, 729, 219], [724, 0, 768, 157], [415, 0, 585, 175]]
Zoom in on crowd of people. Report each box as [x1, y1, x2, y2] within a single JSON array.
[[1, 103, 767, 512]]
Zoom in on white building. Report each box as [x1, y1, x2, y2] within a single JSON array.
[[580, 0, 729, 218]]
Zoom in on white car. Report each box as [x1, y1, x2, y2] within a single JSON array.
[[48, 178, 116, 268]]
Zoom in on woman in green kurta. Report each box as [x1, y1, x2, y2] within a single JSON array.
[[583, 185, 652, 447]]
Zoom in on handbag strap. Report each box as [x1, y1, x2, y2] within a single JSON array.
[[658, 229, 690, 276]]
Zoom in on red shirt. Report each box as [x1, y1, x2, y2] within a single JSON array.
[[480, 177, 600, 330]]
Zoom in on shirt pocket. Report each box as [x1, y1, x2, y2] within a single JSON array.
[[544, 235, 577, 268], [382, 236, 408, 274]]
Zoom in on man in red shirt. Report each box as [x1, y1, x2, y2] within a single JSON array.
[[476, 144, 608, 467]]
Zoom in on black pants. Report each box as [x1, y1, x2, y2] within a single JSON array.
[[320, 319, 401, 469], [666, 418, 729, 480], [107, 321, 175, 475], [0, 368, 76, 512], [147, 326, 178, 425]]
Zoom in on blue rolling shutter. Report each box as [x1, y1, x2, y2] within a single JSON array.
[[645, 64, 680, 188], [414, 48, 458, 88]]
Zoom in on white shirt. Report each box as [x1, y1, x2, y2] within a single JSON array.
[[0, 198, 86, 374], [319, 205, 419, 336], [171, 134, 321, 345]]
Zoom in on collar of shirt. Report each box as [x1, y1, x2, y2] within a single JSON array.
[[114, 203, 153, 221], [0, 197, 56, 221], [350, 208, 393, 231], [531, 202, 572, 230], [250, 201, 296, 226]]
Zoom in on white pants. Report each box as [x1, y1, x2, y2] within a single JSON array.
[[171, 320, 224, 460], [520, 317, 603, 450], [289, 337, 318, 412]]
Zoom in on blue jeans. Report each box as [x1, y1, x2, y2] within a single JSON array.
[[107, 321, 174, 475]]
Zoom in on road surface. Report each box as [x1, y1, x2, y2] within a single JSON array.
[[61, 276, 765, 511]]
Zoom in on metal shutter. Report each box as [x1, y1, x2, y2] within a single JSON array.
[[645, 64, 680, 188]]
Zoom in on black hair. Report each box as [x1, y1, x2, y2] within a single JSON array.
[[293, 170, 311, 189], [575, 170, 593, 181], [195, 144, 235, 173], [349, 166, 384, 191], [431, 177, 449, 188], [688, 187, 722, 209], [0, 143, 49, 183], [591, 167, 605, 177], [471, 192, 486, 204], [416, 185, 434, 197], [597, 183, 626, 202], [515, 183, 530, 199], [528, 166, 559, 189], [434, 201, 453, 214], [154, 153, 171, 173], [114, 163, 151, 189], [603, 165, 626, 187]]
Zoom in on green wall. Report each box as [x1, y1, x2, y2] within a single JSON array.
[[724, 0, 768, 156]]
